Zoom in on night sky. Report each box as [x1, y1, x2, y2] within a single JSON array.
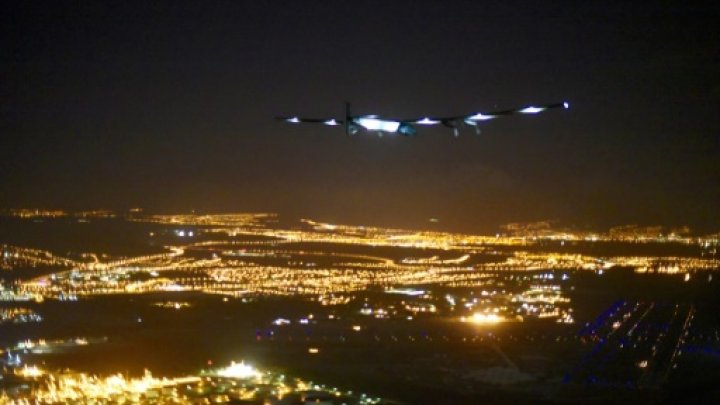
[[2, 1, 719, 233]]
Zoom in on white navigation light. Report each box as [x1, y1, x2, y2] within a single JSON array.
[[563, 101, 570, 109], [415, 117, 440, 125], [355, 117, 400, 133], [519, 106, 545, 114], [466, 113, 495, 121], [324, 119, 340, 126], [287, 117, 300, 123]]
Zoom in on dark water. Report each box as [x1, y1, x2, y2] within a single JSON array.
[[0, 217, 162, 257]]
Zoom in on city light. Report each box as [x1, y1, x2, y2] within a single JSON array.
[[468, 313, 504, 324], [215, 361, 260, 379]]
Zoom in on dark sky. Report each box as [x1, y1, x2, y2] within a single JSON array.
[[2, 1, 719, 233]]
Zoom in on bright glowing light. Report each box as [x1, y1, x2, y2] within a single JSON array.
[[352, 325, 362, 331], [415, 117, 440, 125], [467, 313, 504, 324], [16, 365, 45, 378], [563, 101, 569, 109], [308, 347, 320, 354], [287, 117, 300, 123], [273, 318, 291, 325], [385, 287, 425, 296], [519, 106, 545, 114], [354, 117, 400, 132], [466, 112, 495, 121], [324, 119, 340, 126], [216, 361, 260, 379]]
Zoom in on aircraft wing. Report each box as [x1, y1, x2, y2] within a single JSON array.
[[396, 102, 569, 126], [387, 101, 568, 136], [275, 116, 343, 126], [276, 101, 568, 136]]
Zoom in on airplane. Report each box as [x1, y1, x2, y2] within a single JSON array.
[[276, 101, 569, 137]]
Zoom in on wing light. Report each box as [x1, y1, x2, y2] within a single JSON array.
[[415, 117, 440, 125], [355, 117, 401, 133], [519, 106, 546, 114], [466, 113, 495, 121]]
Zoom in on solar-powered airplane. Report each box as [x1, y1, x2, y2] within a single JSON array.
[[277, 101, 569, 137]]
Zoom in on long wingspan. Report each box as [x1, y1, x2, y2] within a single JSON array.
[[276, 101, 569, 136]]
